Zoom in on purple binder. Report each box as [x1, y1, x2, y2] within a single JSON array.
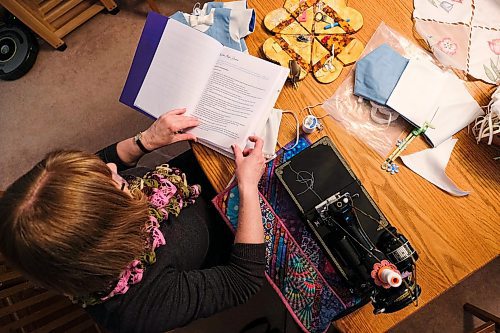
[[119, 11, 169, 118]]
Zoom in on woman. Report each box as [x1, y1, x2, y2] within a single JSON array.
[[0, 108, 267, 332]]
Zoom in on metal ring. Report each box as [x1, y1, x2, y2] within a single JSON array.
[[314, 12, 325, 22]]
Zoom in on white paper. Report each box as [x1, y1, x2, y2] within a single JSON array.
[[134, 19, 222, 117], [134, 19, 289, 158], [401, 138, 469, 196], [387, 58, 447, 127], [188, 46, 289, 154]]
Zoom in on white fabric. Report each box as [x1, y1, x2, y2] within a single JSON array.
[[424, 72, 483, 146], [401, 138, 469, 196], [387, 58, 483, 147], [386, 59, 447, 128], [471, 0, 500, 29], [413, 0, 473, 25], [469, 28, 500, 84], [202, 0, 247, 11], [185, 10, 215, 27], [256, 108, 283, 159], [230, 8, 255, 41]]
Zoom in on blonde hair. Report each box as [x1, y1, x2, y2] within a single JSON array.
[[0, 151, 148, 297]]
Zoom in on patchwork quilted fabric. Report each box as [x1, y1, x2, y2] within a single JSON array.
[[262, 0, 365, 83]]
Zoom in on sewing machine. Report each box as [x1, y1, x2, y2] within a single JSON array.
[[275, 136, 421, 314]]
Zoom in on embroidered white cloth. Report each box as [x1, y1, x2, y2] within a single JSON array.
[[413, 0, 500, 84]]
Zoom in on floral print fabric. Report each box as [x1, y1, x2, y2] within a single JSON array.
[[413, 0, 500, 84]]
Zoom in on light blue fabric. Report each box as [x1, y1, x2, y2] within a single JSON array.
[[203, 0, 254, 52], [354, 44, 409, 105], [170, 4, 255, 52]]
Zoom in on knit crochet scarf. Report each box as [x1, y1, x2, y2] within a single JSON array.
[[73, 164, 200, 307]]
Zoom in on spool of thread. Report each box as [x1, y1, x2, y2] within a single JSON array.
[[302, 115, 318, 133], [378, 267, 402, 288]]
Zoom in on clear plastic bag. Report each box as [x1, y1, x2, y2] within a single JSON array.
[[323, 22, 436, 156]]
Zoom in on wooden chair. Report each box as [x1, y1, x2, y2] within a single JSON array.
[[464, 303, 500, 333], [0, 0, 118, 50], [0, 253, 101, 332]]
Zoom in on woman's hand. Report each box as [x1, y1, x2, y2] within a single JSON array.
[[232, 136, 266, 192], [141, 108, 200, 151], [232, 136, 266, 244]]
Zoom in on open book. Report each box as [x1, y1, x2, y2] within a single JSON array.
[[133, 18, 289, 157]]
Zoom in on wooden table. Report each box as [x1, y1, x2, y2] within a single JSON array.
[[192, 0, 500, 332]]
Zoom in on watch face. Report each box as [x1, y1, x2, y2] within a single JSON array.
[[134, 133, 144, 145], [134, 132, 150, 153]]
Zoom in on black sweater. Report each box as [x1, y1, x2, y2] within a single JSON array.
[[87, 145, 266, 332]]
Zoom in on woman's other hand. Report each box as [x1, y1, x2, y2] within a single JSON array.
[[232, 136, 266, 192], [141, 108, 200, 150]]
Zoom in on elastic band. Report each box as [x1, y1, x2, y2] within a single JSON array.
[[369, 101, 399, 126], [278, 110, 301, 151], [192, 2, 202, 15], [471, 86, 500, 145], [277, 103, 327, 151]]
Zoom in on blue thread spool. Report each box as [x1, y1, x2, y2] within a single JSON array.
[[302, 115, 318, 134]]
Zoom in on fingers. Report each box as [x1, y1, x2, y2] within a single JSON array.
[[168, 108, 187, 115], [232, 144, 243, 162], [242, 148, 253, 156], [248, 135, 264, 152], [174, 133, 197, 142], [172, 117, 200, 132]]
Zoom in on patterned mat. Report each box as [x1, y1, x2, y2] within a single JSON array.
[[212, 137, 364, 333]]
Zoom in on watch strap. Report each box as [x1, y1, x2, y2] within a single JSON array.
[[135, 132, 152, 154]]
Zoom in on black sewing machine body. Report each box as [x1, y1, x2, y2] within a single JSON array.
[[275, 136, 421, 314]]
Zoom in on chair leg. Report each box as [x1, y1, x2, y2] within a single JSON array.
[[98, 0, 118, 12], [464, 303, 500, 325], [471, 321, 495, 333]]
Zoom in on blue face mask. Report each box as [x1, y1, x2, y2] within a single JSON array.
[[354, 44, 409, 105]]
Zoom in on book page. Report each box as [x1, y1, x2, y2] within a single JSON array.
[[188, 47, 288, 150], [134, 19, 222, 118]]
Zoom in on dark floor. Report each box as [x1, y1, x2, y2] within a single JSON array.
[[0, 0, 198, 190], [390, 256, 499, 333]]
